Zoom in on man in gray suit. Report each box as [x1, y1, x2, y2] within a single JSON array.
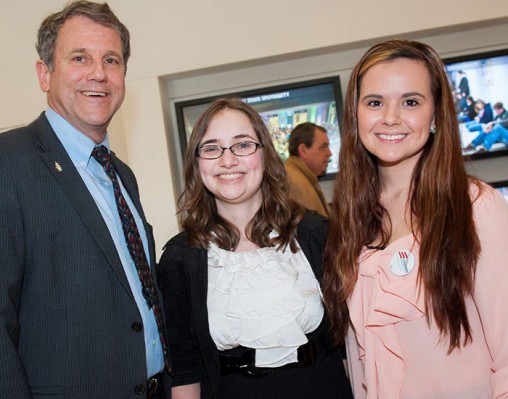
[[0, 1, 170, 398]]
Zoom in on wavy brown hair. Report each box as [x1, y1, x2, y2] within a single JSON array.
[[323, 40, 481, 351], [179, 97, 303, 252]]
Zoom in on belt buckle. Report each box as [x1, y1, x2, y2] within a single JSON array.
[[236, 349, 268, 377], [239, 363, 270, 378]]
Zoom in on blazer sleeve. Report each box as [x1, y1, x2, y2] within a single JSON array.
[[296, 211, 329, 282], [0, 153, 32, 397], [157, 236, 205, 387], [297, 212, 350, 361]]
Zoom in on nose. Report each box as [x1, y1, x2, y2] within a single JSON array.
[[326, 147, 332, 157], [218, 148, 239, 168], [87, 60, 107, 82], [383, 105, 400, 126]]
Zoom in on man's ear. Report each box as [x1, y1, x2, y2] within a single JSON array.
[[35, 60, 50, 93], [297, 143, 308, 158]]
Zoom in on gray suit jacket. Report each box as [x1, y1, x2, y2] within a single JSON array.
[[0, 114, 170, 398]]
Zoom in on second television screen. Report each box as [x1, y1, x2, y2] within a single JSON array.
[[175, 76, 342, 176], [444, 49, 508, 158]]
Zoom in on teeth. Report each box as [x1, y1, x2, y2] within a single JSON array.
[[219, 173, 242, 180], [378, 134, 406, 140], [82, 91, 106, 97]]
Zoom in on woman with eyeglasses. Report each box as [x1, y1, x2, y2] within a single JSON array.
[[157, 98, 353, 399]]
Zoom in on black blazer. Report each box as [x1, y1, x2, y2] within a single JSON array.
[[157, 212, 333, 398], [0, 114, 170, 398]]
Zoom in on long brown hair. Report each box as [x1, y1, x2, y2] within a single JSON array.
[[179, 97, 303, 251], [323, 40, 481, 351]]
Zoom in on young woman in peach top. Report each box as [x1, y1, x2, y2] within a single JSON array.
[[323, 40, 508, 398]]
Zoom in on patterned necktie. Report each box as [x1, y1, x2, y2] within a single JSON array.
[[91, 145, 170, 372]]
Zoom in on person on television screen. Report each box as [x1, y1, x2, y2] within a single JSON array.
[[458, 95, 477, 122], [465, 101, 508, 152], [456, 70, 470, 110], [157, 98, 353, 399], [464, 99, 494, 135], [0, 1, 171, 397], [284, 122, 332, 217], [323, 39, 508, 398]]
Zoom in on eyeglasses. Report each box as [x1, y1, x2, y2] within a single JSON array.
[[196, 141, 264, 160]]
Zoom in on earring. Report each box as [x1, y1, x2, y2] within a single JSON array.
[[430, 124, 436, 134]]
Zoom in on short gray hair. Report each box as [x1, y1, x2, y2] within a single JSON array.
[[36, 1, 130, 71]]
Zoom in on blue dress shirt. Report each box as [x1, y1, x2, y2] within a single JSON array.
[[46, 108, 164, 378]]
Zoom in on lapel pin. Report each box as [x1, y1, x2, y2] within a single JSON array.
[[390, 250, 415, 276], [54, 162, 63, 172]]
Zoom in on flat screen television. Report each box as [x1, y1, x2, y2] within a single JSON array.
[[444, 49, 508, 160], [174, 76, 343, 178], [491, 180, 508, 203]]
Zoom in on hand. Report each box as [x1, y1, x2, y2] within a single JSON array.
[[172, 383, 201, 399]]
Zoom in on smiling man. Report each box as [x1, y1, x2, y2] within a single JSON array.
[[0, 2, 170, 398], [285, 122, 331, 217]]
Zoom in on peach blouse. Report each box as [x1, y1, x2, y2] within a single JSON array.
[[347, 183, 508, 399]]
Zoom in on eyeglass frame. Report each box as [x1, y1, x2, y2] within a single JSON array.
[[195, 141, 265, 160]]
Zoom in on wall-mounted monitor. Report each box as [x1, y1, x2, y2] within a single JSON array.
[[490, 180, 508, 203], [174, 76, 343, 178], [444, 49, 508, 160]]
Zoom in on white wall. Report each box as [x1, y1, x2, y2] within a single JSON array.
[[163, 22, 508, 200], [2, 1, 508, 256]]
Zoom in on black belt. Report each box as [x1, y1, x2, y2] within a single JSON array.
[[219, 340, 319, 378], [146, 372, 162, 399]]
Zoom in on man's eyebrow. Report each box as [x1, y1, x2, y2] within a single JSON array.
[[103, 50, 122, 58], [69, 47, 87, 54], [68, 48, 122, 58]]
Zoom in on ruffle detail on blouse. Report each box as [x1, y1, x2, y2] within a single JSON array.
[[207, 243, 324, 367], [348, 235, 425, 398]]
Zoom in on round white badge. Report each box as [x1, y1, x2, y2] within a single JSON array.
[[390, 250, 415, 276]]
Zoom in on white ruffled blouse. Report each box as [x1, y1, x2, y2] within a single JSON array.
[[207, 241, 324, 368]]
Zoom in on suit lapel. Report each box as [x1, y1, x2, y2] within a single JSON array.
[[31, 114, 134, 299]]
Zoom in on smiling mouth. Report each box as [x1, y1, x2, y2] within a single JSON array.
[[218, 173, 243, 180], [377, 133, 407, 141], [82, 91, 107, 97]]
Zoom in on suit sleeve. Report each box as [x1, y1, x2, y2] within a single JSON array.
[[0, 157, 32, 397], [472, 188, 508, 397], [157, 240, 204, 386]]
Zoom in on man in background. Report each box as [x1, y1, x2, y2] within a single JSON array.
[[285, 122, 332, 217], [0, 1, 170, 397]]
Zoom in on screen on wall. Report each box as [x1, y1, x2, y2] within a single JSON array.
[[444, 49, 508, 160], [174, 76, 343, 177]]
